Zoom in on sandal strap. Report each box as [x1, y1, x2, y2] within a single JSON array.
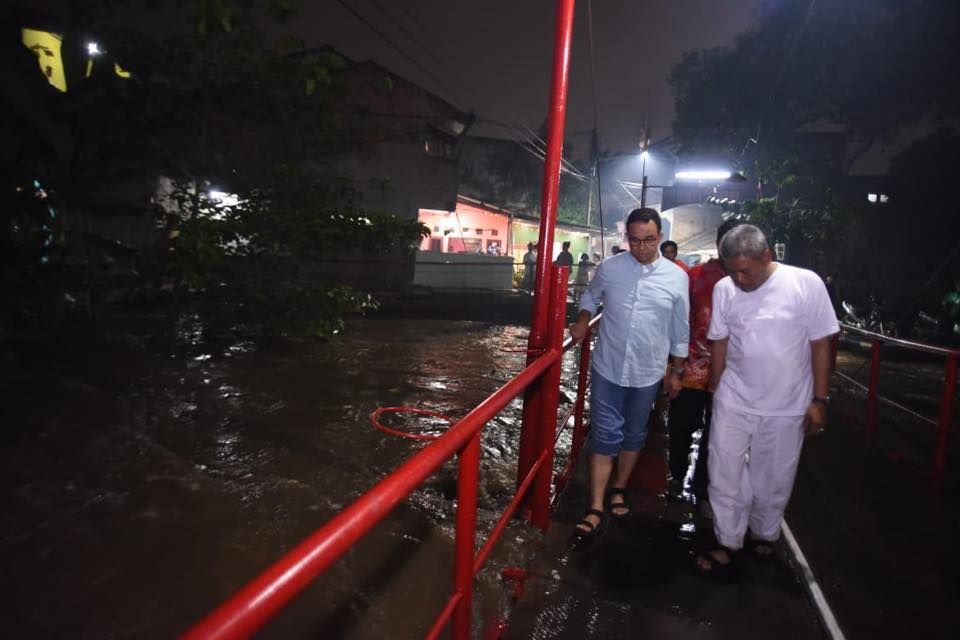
[[607, 487, 627, 497], [576, 509, 605, 533]]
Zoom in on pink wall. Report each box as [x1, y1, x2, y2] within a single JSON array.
[[419, 200, 510, 255]]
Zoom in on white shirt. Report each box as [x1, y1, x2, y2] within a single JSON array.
[[708, 264, 839, 416], [579, 252, 689, 387]]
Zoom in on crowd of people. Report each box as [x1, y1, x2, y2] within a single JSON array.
[[568, 207, 839, 581]]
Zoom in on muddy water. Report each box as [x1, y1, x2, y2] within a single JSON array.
[[0, 317, 583, 639]]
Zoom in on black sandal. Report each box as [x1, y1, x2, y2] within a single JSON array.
[[573, 508, 607, 541], [747, 537, 776, 561], [694, 546, 739, 581], [605, 487, 631, 519]]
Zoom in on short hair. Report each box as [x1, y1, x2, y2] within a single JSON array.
[[579, 253, 590, 261], [562, 241, 571, 249], [527, 242, 535, 250], [625, 207, 662, 233], [660, 240, 678, 253], [716, 218, 745, 247], [718, 224, 769, 260]]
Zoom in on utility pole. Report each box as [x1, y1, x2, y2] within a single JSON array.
[[638, 118, 650, 210]]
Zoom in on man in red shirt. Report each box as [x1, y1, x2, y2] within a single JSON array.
[[667, 219, 743, 504], [660, 240, 689, 273]]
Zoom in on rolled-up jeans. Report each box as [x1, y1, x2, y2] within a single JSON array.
[[588, 370, 661, 456]]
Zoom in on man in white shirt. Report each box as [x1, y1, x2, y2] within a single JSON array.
[[697, 224, 838, 576], [569, 208, 690, 540]]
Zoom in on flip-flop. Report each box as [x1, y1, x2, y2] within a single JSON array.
[[605, 487, 631, 519], [694, 546, 739, 582], [747, 537, 776, 561], [573, 508, 607, 542]]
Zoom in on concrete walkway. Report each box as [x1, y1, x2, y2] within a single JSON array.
[[502, 367, 960, 639], [503, 419, 828, 640]]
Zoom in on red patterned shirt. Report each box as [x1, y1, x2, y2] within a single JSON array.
[[683, 258, 725, 390]]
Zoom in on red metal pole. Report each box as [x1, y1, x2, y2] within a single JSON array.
[[865, 339, 882, 441], [452, 431, 482, 639], [569, 324, 593, 467], [932, 355, 958, 492], [531, 266, 570, 529], [518, 0, 577, 491]]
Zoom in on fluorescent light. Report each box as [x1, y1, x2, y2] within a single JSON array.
[[675, 170, 732, 181]]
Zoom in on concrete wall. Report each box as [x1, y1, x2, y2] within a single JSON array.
[[413, 251, 514, 290]]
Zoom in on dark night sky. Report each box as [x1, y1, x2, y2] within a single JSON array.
[[293, 1, 762, 157]]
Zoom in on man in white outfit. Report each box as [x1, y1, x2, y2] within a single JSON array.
[[696, 224, 838, 576]]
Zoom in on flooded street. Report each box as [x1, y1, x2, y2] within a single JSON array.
[[1, 315, 581, 639]]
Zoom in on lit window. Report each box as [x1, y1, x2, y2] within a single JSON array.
[[879, 194, 890, 203], [867, 193, 878, 203]]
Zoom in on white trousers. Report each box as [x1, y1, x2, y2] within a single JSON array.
[[707, 399, 805, 550]]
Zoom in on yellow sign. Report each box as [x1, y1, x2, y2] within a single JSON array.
[[22, 28, 67, 92]]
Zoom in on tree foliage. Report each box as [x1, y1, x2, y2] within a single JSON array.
[[669, 0, 960, 277], [1, 0, 427, 338]]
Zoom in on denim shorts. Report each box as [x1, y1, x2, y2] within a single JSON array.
[[588, 370, 661, 456]]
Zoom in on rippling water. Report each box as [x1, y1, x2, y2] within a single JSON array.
[[1, 317, 583, 639]]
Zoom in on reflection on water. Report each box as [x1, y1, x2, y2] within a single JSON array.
[[0, 317, 584, 639]]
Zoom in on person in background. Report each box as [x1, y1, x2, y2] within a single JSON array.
[[667, 219, 744, 508], [522, 242, 537, 291], [660, 240, 689, 273], [573, 252, 595, 306], [696, 224, 838, 578], [555, 241, 574, 267], [569, 208, 689, 541]]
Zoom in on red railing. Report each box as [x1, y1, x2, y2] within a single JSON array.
[[837, 323, 959, 491]]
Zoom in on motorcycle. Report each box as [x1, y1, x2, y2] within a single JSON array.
[[840, 296, 898, 338]]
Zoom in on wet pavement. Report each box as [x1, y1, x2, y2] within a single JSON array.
[[503, 418, 827, 640], [502, 344, 960, 640]]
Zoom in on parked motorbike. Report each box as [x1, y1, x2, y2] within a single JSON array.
[[840, 296, 898, 337], [905, 307, 960, 345]]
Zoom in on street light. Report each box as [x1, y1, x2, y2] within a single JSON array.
[[676, 169, 732, 181]]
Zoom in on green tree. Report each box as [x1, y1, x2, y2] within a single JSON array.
[[2, 0, 427, 337], [669, 0, 960, 270]]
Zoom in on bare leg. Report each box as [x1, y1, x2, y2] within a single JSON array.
[[576, 453, 615, 532], [608, 449, 640, 514]]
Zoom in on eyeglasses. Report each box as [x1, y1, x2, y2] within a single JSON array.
[[626, 236, 659, 247]]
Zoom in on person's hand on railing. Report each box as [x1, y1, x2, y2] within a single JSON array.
[[569, 312, 591, 343]]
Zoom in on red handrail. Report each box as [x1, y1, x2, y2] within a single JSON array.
[[839, 322, 959, 491]]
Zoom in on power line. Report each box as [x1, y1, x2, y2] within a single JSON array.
[[367, 0, 452, 73], [369, 0, 586, 182], [739, 0, 818, 161], [587, 0, 606, 249], [333, 0, 453, 98], [388, 0, 457, 60]]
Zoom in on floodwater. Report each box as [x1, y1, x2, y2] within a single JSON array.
[[0, 316, 583, 639]]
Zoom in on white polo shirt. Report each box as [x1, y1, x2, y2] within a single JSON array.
[[708, 264, 839, 416]]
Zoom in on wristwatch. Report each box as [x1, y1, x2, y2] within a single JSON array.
[[670, 365, 685, 377], [812, 395, 831, 406]]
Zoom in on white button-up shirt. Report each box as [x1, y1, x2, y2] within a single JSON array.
[[579, 252, 690, 387]]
